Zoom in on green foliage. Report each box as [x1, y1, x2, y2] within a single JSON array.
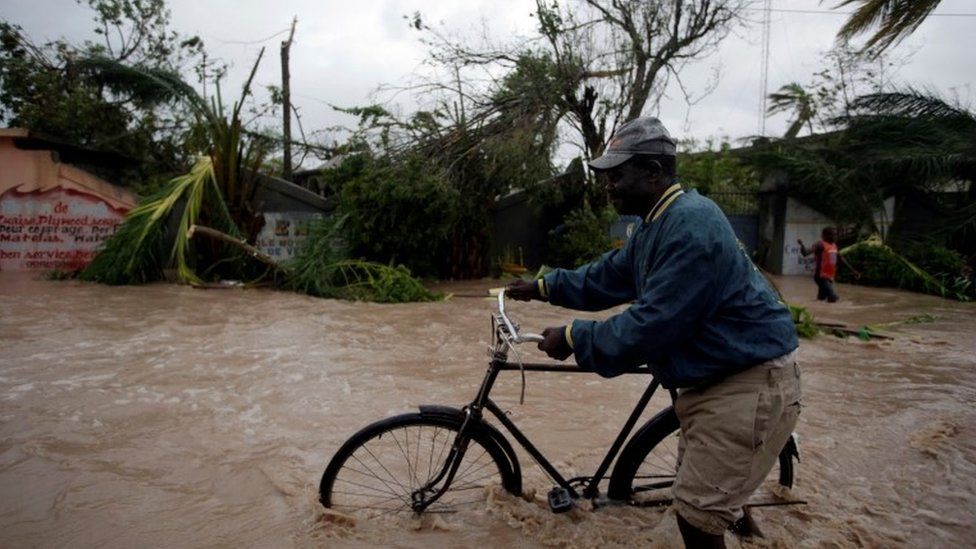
[[80, 46, 274, 286], [280, 215, 349, 296], [80, 156, 240, 285], [322, 153, 459, 277], [836, 0, 941, 54], [546, 201, 618, 268], [0, 0, 208, 184], [899, 242, 966, 279], [839, 240, 971, 301], [788, 304, 818, 339], [326, 52, 564, 278], [330, 261, 441, 303], [283, 217, 441, 303], [679, 138, 759, 197]]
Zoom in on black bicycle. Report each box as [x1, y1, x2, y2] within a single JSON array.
[[319, 289, 799, 516]]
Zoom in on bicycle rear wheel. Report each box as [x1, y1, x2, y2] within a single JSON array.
[[607, 407, 795, 505], [320, 412, 519, 516]]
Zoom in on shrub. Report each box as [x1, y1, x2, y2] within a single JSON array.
[[546, 201, 618, 268], [325, 153, 459, 277], [840, 241, 972, 301], [283, 216, 441, 303], [899, 243, 967, 283]]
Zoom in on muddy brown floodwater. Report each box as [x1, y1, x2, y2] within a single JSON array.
[[1, 273, 974, 548]]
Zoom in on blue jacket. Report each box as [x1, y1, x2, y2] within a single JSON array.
[[542, 187, 798, 388]]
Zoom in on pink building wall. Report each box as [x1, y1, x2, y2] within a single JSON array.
[[0, 129, 137, 271]]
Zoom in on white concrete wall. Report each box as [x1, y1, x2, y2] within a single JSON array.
[[779, 197, 894, 276]]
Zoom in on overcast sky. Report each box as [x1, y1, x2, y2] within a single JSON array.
[[5, 0, 975, 168]]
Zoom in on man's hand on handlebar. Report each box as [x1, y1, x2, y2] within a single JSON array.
[[506, 279, 547, 302], [539, 326, 573, 361]]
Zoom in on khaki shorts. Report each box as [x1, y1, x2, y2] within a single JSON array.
[[672, 351, 802, 535]]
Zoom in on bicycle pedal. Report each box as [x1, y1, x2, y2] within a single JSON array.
[[547, 487, 574, 514]]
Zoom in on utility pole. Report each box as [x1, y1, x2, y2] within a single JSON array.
[[281, 16, 297, 181]]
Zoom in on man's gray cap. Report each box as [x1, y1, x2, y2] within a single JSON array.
[[588, 117, 676, 171]]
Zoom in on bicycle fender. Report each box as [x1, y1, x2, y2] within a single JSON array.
[[418, 404, 522, 494], [418, 404, 467, 423]]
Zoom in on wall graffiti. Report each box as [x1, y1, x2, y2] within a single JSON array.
[[0, 187, 129, 271]]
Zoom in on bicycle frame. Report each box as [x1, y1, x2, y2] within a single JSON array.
[[412, 290, 670, 511], [489, 357, 658, 499]]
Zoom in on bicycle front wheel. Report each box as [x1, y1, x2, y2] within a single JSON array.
[[320, 412, 519, 516], [607, 407, 795, 505]]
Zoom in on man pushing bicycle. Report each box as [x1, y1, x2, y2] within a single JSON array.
[[507, 117, 801, 548]]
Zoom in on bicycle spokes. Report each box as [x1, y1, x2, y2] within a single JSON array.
[[326, 422, 505, 516]]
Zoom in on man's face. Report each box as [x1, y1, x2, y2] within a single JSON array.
[[599, 162, 659, 216]]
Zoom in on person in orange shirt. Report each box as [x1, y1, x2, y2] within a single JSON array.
[[798, 227, 860, 302]]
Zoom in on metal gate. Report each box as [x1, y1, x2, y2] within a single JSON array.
[[708, 192, 759, 255]]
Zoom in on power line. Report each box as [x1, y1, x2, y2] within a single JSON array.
[[215, 28, 292, 46], [743, 7, 976, 17]]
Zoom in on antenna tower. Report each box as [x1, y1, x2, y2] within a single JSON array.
[[758, 0, 772, 135]]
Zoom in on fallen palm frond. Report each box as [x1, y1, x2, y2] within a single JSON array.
[[329, 260, 441, 303], [81, 50, 272, 286], [80, 156, 240, 285]]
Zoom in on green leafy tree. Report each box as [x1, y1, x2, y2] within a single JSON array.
[[0, 0, 208, 185], [546, 200, 618, 268], [344, 2, 749, 278], [325, 152, 460, 277], [325, 52, 567, 278]]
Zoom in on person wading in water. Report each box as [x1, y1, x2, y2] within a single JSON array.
[[798, 227, 860, 303], [507, 117, 802, 548]]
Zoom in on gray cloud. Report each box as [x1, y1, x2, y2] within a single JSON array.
[[4, 0, 973, 163]]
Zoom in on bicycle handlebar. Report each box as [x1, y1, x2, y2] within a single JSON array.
[[497, 289, 544, 344]]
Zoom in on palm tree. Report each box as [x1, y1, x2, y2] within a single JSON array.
[[80, 50, 272, 285], [767, 83, 818, 138], [749, 88, 975, 248], [835, 0, 942, 54], [843, 90, 976, 184], [843, 90, 976, 253]]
